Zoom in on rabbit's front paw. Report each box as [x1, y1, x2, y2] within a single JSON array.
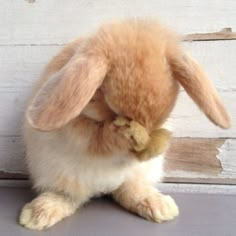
[[113, 117, 171, 161], [136, 128, 172, 161], [20, 203, 62, 230], [19, 193, 75, 230], [136, 193, 179, 223], [113, 117, 150, 152]]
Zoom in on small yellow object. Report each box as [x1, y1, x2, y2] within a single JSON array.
[[114, 117, 150, 151], [136, 128, 172, 161], [113, 117, 130, 126], [114, 117, 172, 161], [129, 121, 150, 152]]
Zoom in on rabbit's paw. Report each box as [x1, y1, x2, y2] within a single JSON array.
[[136, 193, 179, 223], [19, 193, 75, 230], [19, 203, 63, 230], [113, 117, 172, 161], [113, 117, 150, 152], [136, 128, 172, 161]]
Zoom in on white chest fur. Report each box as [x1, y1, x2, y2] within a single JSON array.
[[24, 122, 164, 198]]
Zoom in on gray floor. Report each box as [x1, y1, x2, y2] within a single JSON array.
[[0, 187, 235, 236]]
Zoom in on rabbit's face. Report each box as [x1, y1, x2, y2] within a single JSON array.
[[82, 89, 115, 121], [100, 52, 180, 130]]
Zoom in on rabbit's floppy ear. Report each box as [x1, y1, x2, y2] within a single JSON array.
[[27, 55, 108, 131], [169, 50, 231, 129]]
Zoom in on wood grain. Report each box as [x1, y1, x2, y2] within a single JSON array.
[[0, 171, 27, 180], [1, 0, 236, 184], [0, 41, 235, 137], [164, 138, 236, 184], [1, 138, 236, 184], [184, 28, 236, 41], [1, 41, 236, 91], [0, 136, 25, 174], [0, 90, 234, 137], [165, 138, 224, 176]]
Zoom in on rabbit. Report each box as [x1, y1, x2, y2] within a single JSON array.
[[19, 19, 231, 230]]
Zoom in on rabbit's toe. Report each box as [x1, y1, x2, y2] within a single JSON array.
[[136, 193, 179, 223], [19, 193, 75, 230], [19, 202, 64, 230]]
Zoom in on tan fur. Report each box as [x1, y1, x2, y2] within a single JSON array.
[[169, 51, 231, 128], [19, 192, 79, 230], [52, 176, 87, 199], [27, 56, 108, 131], [97, 20, 180, 129], [27, 19, 230, 132], [88, 118, 134, 156], [113, 117, 150, 152], [82, 90, 115, 121], [20, 19, 231, 230], [112, 179, 179, 222], [32, 39, 83, 94]]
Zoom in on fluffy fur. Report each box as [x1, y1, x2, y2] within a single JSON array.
[[19, 19, 231, 230]]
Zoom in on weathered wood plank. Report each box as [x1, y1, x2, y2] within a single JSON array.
[[164, 177, 236, 185], [2, 180, 236, 194], [0, 136, 25, 174], [165, 138, 224, 176], [164, 138, 236, 184], [183, 41, 236, 91], [184, 28, 236, 41], [1, 0, 236, 44], [172, 91, 235, 138], [1, 0, 235, 184], [158, 183, 236, 194], [1, 137, 236, 185], [0, 41, 235, 137], [0, 90, 234, 137], [0, 91, 27, 136], [1, 41, 235, 91], [0, 46, 58, 91], [0, 171, 27, 180]]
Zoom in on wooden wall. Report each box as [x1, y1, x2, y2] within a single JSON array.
[[0, 0, 235, 183]]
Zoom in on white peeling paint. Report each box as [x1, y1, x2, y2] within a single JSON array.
[[217, 139, 236, 178]]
